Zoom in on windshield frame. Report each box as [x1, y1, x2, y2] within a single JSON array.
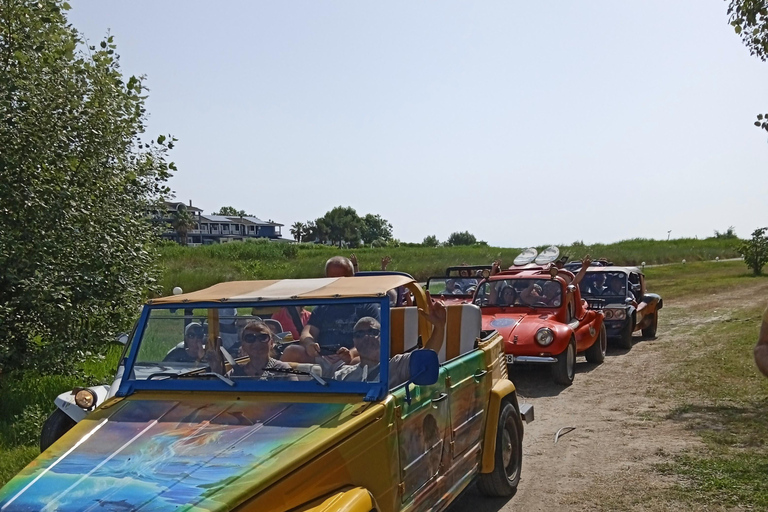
[[476, 277, 563, 309], [117, 296, 392, 401], [580, 270, 629, 299]]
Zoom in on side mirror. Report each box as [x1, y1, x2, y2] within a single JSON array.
[[409, 349, 439, 386], [116, 333, 129, 345], [566, 284, 576, 294], [625, 297, 635, 305], [549, 266, 559, 278]]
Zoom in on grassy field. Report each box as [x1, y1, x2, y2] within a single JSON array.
[[159, 237, 741, 295]]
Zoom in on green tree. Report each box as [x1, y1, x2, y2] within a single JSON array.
[[315, 206, 362, 248], [360, 214, 393, 245], [0, 0, 174, 372], [214, 206, 249, 217], [727, 1, 768, 132], [290, 221, 307, 243], [171, 207, 197, 246], [714, 226, 738, 239], [422, 235, 440, 247], [739, 227, 768, 275], [447, 231, 477, 246]]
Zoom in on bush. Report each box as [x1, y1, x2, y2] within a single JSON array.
[[422, 235, 440, 247], [739, 228, 768, 276], [447, 231, 477, 246]]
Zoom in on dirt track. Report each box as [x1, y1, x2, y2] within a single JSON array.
[[449, 280, 768, 512]]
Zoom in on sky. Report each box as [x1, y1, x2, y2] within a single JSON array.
[[68, 1, 768, 247]]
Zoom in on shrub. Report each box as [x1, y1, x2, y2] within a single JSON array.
[[447, 231, 477, 246], [739, 228, 768, 276]]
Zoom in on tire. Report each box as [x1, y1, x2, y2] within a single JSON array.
[[642, 313, 658, 338], [616, 321, 633, 349], [40, 409, 76, 452], [552, 338, 576, 386], [476, 401, 523, 497], [585, 324, 607, 364]]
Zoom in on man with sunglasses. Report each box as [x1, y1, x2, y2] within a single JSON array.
[[335, 299, 447, 388], [163, 322, 206, 363]]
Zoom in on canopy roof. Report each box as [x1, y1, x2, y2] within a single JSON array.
[[148, 275, 414, 305]]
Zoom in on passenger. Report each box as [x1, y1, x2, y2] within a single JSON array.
[[271, 306, 310, 340], [218, 307, 239, 350], [497, 286, 517, 306], [607, 276, 627, 295], [282, 256, 377, 376], [588, 273, 607, 295], [442, 279, 461, 295], [164, 322, 206, 363], [229, 321, 296, 380], [335, 298, 447, 387]]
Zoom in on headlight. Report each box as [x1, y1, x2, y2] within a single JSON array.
[[74, 389, 97, 409], [535, 328, 554, 346], [604, 308, 626, 320]]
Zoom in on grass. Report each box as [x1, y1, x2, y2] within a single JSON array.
[[650, 281, 768, 509], [158, 237, 742, 295]]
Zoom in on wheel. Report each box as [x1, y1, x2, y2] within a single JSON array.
[[40, 409, 76, 452], [642, 313, 658, 338], [476, 401, 523, 497], [552, 338, 576, 386], [585, 324, 607, 364], [616, 321, 633, 349]]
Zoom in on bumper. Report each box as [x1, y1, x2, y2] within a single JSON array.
[[604, 319, 630, 337], [506, 354, 557, 364]]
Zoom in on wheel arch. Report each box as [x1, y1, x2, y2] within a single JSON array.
[[285, 486, 379, 512], [480, 379, 519, 474]]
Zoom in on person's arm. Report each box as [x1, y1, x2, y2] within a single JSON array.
[[350, 253, 359, 273], [419, 297, 447, 353], [381, 256, 392, 271], [300, 324, 321, 358], [754, 307, 768, 377], [491, 259, 502, 276], [571, 255, 592, 287]]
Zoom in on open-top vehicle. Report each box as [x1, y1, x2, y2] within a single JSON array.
[[579, 267, 662, 348], [473, 254, 606, 386], [2, 275, 532, 512], [425, 265, 491, 305]]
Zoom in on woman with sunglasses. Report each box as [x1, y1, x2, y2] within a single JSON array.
[[231, 320, 295, 380]]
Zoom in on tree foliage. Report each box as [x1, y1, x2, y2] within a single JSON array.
[[0, 0, 174, 372], [171, 207, 196, 245], [714, 226, 738, 239], [727, 1, 768, 132], [290, 221, 307, 243], [738, 227, 768, 275], [422, 235, 440, 247], [360, 214, 393, 245], [214, 206, 249, 217], [446, 231, 477, 246]]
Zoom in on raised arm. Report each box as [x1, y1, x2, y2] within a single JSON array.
[[418, 296, 447, 353], [571, 254, 592, 287]]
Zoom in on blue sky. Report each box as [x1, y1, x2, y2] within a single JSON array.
[[69, 1, 768, 246]]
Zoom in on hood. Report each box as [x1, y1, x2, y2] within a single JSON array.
[[483, 311, 559, 344], [0, 396, 370, 512]]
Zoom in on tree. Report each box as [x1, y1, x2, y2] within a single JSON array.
[[314, 206, 362, 248], [727, 1, 768, 132], [214, 206, 249, 217], [0, 0, 174, 372], [714, 226, 738, 239], [360, 214, 393, 245], [290, 221, 307, 243], [447, 231, 477, 246], [739, 227, 768, 275], [171, 207, 197, 245], [422, 235, 440, 247]]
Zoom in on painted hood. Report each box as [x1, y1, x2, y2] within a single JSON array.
[[0, 396, 370, 512]]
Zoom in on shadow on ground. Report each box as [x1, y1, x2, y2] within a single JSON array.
[[445, 482, 514, 512], [666, 400, 768, 448]]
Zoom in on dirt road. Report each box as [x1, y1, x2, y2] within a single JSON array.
[[449, 281, 768, 512]]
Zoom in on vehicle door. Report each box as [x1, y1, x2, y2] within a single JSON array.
[[443, 349, 490, 480], [629, 272, 645, 322], [392, 365, 451, 508]]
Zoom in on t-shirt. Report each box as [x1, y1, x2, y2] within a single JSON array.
[[230, 357, 294, 379], [335, 352, 412, 389], [272, 307, 311, 339], [163, 345, 197, 363], [308, 303, 380, 350]]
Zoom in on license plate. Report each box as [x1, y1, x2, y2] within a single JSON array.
[[506, 354, 514, 364]]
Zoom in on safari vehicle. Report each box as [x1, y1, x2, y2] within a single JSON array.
[[579, 267, 662, 349], [2, 276, 532, 512], [473, 259, 606, 386], [425, 265, 491, 305]]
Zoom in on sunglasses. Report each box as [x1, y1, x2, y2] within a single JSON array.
[[353, 328, 380, 339], [242, 332, 271, 344]]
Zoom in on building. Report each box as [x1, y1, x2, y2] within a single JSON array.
[[162, 201, 288, 245]]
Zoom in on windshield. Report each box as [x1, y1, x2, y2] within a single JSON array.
[[133, 302, 384, 384], [475, 278, 562, 307], [580, 271, 628, 298], [427, 277, 479, 296]]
